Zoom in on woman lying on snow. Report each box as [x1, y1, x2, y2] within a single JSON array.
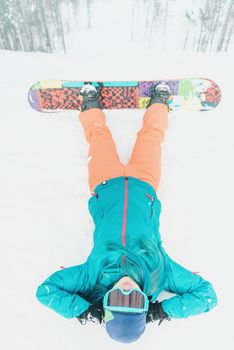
[[36, 82, 218, 344]]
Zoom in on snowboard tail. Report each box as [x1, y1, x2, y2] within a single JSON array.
[[28, 78, 221, 113]]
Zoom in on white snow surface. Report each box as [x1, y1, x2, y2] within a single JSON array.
[[0, 45, 233, 349]]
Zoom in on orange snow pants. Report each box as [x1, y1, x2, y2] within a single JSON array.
[[79, 103, 168, 193]]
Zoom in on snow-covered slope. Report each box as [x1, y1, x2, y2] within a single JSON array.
[[0, 47, 233, 349]]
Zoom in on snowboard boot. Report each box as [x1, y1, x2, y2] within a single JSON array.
[[147, 83, 172, 111], [80, 83, 102, 112]]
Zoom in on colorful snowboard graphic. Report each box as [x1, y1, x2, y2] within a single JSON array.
[[28, 78, 221, 113]]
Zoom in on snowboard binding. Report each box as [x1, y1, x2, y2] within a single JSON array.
[[80, 83, 102, 112], [147, 83, 173, 111]]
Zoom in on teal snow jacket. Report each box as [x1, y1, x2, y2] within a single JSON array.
[[36, 176, 218, 320]]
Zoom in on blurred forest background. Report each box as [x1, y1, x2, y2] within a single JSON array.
[[0, 0, 233, 54]]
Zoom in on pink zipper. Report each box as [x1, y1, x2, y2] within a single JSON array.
[[121, 177, 129, 246], [145, 193, 155, 218], [145, 193, 154, 201]]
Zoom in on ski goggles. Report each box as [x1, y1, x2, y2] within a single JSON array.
[[103, 287, 149, 313]]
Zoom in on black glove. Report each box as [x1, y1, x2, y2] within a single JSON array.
[[77, 301, 104, 325], [146, 301, 171, 326]]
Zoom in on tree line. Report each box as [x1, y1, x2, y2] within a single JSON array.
[[0, 0, 233, 53]]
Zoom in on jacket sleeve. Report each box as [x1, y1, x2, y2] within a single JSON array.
[[161, 254, 218, 319], [36, 263, 90, 319]]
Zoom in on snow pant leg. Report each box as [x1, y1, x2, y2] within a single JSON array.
[[79, 108, 124, 193], [124, 103, 168, 192]]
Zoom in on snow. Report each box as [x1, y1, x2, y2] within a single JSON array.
[[0, 39, 233, 350]]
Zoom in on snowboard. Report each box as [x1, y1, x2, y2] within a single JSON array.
[[28, 78, 221, 113]]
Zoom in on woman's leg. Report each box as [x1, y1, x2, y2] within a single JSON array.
[[124, 103, 168, 192], [79, 108, 124, 193]]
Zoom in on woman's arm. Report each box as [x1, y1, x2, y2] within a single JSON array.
[[36, 263, 90, 319], [161, 254, 218, 319]]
